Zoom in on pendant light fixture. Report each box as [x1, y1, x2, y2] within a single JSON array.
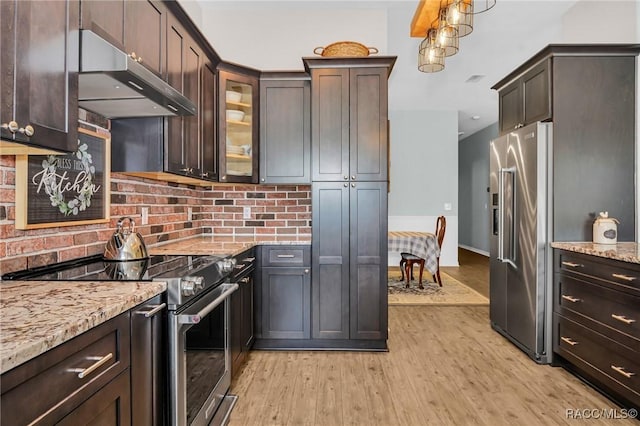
[[436, 9, 459, 57], [418, 28, 445, 73], [446, 0, 473, 37], [472, 0, 496, 14]]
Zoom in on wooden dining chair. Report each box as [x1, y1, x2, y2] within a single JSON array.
[[399, 216, 446, 288]]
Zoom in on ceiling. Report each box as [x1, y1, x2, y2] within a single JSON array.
[[188, 0, 637, 140]]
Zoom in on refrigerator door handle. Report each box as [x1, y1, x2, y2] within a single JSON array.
[[499, 167, 517, 268]]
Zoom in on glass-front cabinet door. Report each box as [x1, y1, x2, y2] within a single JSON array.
[[218, 65, 259, 183]]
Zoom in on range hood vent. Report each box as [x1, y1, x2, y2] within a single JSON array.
[[78, 30, 196, 119]]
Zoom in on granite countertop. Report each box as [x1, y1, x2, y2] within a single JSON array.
[[149, 235, 310, 256], [0, 280, 166, 374], [550, 242, 640, 264]]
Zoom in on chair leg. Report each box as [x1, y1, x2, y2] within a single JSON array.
[[404, 262, 412, 288], [436, 257, 442, 287], [399, 259, 405, 281], [410, 264, 414, 280], [418, 260, 424, 289]]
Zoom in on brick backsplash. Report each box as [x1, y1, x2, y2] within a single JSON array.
[[0, 153, 311, 275]]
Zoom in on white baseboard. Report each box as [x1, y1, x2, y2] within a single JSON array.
[[458, 244, 489, 257]]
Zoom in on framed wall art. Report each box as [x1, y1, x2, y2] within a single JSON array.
[[15, 128, 111, 230]]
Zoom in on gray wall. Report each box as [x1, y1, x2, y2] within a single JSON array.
[[458, 123, 498, 254]]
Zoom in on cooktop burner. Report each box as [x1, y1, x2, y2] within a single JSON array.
[[1, 254, 225, 282]]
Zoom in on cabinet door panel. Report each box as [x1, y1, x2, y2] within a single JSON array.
[[260, 80, 311, 184], [0, 1, 16, 142], [184, 44, 202, 176], [522, 60, 551, 124], [350, 182, 388, 340], [499, 80, 522, 135], [201, 61, 217, 180], [312, 182, 349, 339], [262, 267, 310, 339], [311, 69, 349, 181], [350, 68, 388, 181], [80, 0, 125, 48], [125, 0, 165, 77], [11, 0, 78, 152]]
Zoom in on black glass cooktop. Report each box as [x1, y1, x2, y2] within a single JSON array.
[[1, 254, 220, 282]]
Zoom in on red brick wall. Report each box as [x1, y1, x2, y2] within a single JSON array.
[[0, 154, 311, 275]]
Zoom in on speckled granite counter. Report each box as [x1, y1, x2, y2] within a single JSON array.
[[149, 235, 310, 256], [0, 280, 166, 374], [550, 242, 640, 264]]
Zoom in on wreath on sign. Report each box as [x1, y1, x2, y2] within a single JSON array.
[[41, 140, 97, 216]]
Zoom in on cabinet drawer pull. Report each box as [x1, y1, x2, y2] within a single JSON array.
[[239, 277, 250, 284], [562, 261, 583, 268], [612, 273, 636, 282], [611, 365, 635, 379], [276, 254, 295, 258], [69, 353, 113, 379], [242, 257, 256, 263], [560, 336, 579, 346], [611, 314, 636, 325], [1, 120, 19, 133], [136, 303, 166, 318], [561, 295, 581, 303]]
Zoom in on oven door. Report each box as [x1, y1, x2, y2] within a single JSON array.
[[168, 283, 239, 426]]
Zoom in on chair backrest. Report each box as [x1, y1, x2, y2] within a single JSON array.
[[435, 216, 446, 248]]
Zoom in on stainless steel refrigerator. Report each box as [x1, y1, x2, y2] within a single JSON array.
[[489, 121, 553, 364]]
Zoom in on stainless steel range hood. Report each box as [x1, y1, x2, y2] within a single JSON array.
[[78, 30, 196, 118]]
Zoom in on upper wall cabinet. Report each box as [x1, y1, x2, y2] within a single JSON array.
[[259, 72, 311, 184], [80, 0, 166, 78], [493, 45, 640, 241], [218, 63, 259, 184], [304, 57, 395, 182], [1, 0, 78, 153], [497, 59, 551, 134]]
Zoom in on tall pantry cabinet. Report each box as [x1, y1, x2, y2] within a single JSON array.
[[304, 57, 396, 349]]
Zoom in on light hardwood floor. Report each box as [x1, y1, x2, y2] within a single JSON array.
[[229, 249, 633, 425]]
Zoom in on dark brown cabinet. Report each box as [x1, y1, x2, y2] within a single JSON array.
[[218, 63, 260, 183], [311, 182, 388, 343], [259, 73, 311, 184], [257, 245, 312, 341], [166, 14, 209, 180], [80, 0, 166, 78], [230, 249, 255, 377], [553, 249, 640, 409], [497, 59, 551, 134], [1, 312, 132, 425], [110, 4, 218, 185], [0, 0, 78, 153], [130, 295, 166, 426], [305, 58, 393, 182], [494, 45, 639, 242]]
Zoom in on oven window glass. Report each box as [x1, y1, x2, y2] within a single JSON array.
[[185, 302, 226, 423]]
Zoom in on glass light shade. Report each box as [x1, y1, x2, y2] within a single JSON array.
[[418, 30, 445, 73], [446, 0, 473, 37], [437, 11, 459, 57], [472, 0, 496, 14]]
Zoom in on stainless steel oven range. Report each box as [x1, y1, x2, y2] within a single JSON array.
[[2, 253, 240, 426]]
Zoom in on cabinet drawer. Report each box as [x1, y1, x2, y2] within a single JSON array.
[[1, 312, 130, 425], [556, 274, 640, 341], [555, 314, 640, 405], [262, 246, 310, 267], [557, 251, 640, 292]]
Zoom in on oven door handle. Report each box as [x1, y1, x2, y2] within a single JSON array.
[[177, 283, 239, 324]]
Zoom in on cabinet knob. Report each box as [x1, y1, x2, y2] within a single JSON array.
[[1, 121, 19, 133], [18, 124, 34, 137], [351, 183, 355, 188], [304, 269, 309, 274], [344, 183, 348, 187], [351, 175, 356, 180], [201, 172, 209, 178], [129, 52, 137, 60], [180, 167, 193, 174], [344, 175, 348, 180], [137, 56, 143, 64], [261, 178, 265, 182], [221, 175, 226, 181]]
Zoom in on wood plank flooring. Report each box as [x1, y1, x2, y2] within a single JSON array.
[[229, 248, 633, 425]]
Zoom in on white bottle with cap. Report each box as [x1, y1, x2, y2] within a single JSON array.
[[593, 211, 619, 245]]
